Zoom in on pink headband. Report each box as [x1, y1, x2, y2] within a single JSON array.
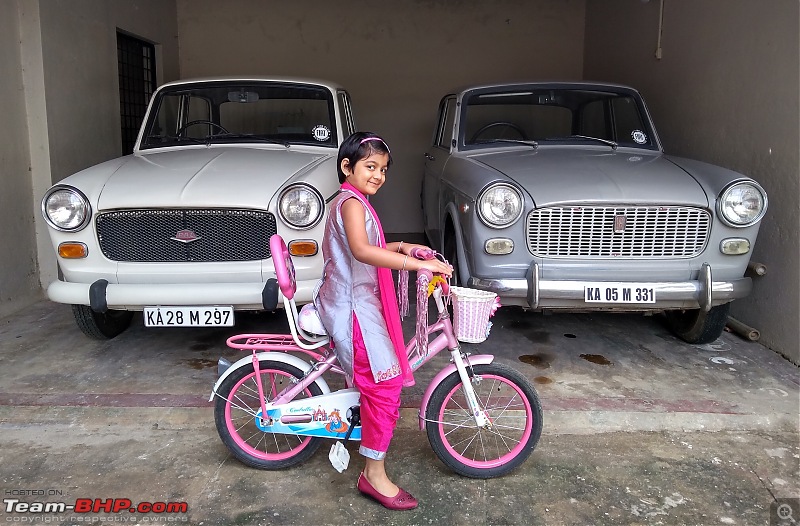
[[359, 136, 390, 153]]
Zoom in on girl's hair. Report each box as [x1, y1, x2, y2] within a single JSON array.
[[337, 131, 393, 183]]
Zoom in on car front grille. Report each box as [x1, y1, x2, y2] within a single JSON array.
[[526, 206, 711, 258], [96, 209, 277, 262]]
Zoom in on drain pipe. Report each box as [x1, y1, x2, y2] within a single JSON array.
[[727, 317, 760, 341]]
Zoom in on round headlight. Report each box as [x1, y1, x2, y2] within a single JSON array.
[[42, 186, 91, 231], [717, 181, 767, 227], [477, 183, 523, 228], [278, 184, 324, 229]]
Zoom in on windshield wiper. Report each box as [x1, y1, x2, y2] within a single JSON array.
[[567, 135, 618, 150], [210, 133, 291, 148], [148, 134, 206, 145], [477, 138, 538, 149]]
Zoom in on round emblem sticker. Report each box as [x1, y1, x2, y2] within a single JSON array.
[[631, 130, 647, 144], [312, 125, 330, 142]]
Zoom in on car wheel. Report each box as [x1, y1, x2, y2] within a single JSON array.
[[71, 304, 134, 340], [664, 303, 730, 345], [443, 223, 461, 287]]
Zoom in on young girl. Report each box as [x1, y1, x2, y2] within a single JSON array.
[[314, 132, 452, 511]]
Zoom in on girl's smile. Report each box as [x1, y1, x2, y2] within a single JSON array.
[[343, 152, 390, 196]]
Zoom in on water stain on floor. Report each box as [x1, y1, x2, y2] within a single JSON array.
[[186, 358, 217, 369], [533, 376, 554, 385], [580, 354, 612, 365], [519, 353, 555, 369]]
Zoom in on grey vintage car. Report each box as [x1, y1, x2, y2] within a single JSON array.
[[421, 82, 767, 344]]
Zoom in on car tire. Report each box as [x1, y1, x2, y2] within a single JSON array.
[[71, 304, 134, 340], [664, 303, 730, 345], [443, 222, 461, 287]]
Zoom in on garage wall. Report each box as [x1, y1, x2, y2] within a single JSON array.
[[25, 0, 182, 289], [583, 0, 799, 362], [0, 1, 40, 319], [175, 0, 587, 234]]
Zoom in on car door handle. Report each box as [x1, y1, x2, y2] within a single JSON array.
[[425, 153, 435, 161]]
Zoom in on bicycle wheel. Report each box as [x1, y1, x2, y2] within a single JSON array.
[[425, 363, 542, 478], [214, 360, 324, 469]]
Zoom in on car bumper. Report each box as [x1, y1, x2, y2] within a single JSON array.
[[467, 262, 752, 311], [47, 279, 317, 312]]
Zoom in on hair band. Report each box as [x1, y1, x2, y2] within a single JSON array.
[[359, 137, 390, 153]]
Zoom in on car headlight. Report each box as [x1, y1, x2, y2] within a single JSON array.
[[41, 186, 91, 231], [278, 184, 324, 229], [477, 183, 524, 228], [717, 181, 768, 227]]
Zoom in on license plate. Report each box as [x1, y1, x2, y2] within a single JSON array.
[[584, 283, 656, 304], [143, 306, 235, 327]]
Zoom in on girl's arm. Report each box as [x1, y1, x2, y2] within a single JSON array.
[[342, 199, 452, 276]]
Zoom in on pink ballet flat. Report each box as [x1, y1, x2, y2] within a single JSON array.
[[357, 472, 418, 510]]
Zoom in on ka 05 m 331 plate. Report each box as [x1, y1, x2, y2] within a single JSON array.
[[583, 283, 656, 304]]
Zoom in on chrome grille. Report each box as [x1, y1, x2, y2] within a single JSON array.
[[526, 206, 711, 258], [96, 209, 277, 262]]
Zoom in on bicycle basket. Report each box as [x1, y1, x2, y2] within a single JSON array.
[[450, 287, 497, 343]]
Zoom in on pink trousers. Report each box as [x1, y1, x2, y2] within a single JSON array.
[[352, 315, 403, 461]]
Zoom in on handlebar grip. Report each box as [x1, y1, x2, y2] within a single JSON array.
[[417, 268, 434, 282], [410, 247, 436, 260]]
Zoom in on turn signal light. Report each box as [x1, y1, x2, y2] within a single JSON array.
[[58, 242, 88, 259], [288, 240, 318, 257], [485, 238, 514, 255], [720, 238, 750, 255]]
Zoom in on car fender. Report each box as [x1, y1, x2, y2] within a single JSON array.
[[209, 351, 331, 401], [418, 354, 494, 430], [442, 201, 469, 282]]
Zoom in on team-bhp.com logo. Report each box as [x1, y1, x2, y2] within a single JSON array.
[[4, 497, 188, 520]]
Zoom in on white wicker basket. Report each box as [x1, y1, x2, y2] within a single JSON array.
[[450, 286, 497, 343]]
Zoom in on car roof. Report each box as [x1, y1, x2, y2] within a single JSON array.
[[155, 76, 346, 92], [445, 80, 640, 98]]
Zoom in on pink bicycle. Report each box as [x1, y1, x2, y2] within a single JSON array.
[[210, 235, 542, 478]]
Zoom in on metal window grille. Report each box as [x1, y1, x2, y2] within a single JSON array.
[[117, 32, 156, 155]]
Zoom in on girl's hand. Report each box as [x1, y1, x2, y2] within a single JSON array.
[[417, 258, 453, 278]]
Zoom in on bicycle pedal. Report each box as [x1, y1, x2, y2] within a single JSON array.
[[329, 441, 350, 473]]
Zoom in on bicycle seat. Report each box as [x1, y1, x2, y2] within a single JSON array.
[[298, 303, 328, 336]]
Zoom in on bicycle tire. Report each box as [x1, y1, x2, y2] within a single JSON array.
[[425, 362, 542, 478], [214, 360, 324, 470]]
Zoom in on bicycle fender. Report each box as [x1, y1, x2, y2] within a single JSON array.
[[418, 354, 494, 430], [209, 352, 331, 401]]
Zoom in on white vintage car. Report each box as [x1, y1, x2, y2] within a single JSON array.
[[41, 77, 356, 338]]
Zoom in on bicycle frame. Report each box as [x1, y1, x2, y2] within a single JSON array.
[[210, 275, 494, 438]]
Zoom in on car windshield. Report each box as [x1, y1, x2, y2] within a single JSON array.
[[139, 81, 337, 150], [461, 87, 657, 150]]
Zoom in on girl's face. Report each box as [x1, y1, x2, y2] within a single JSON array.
[[342, 152, 389, 196]]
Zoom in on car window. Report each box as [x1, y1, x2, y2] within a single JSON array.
[[435, 97, 457, 149], [139, 82, 338, 149], [460, 87, 657, 150], [337, 90, 356, 137]]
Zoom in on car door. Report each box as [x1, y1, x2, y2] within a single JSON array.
[[422, 95, 457, 248]]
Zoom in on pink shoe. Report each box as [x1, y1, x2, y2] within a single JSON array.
[[357, 472, 418, 510]]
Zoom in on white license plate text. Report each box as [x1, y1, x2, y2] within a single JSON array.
[[584, 283, 656, 304], [144, 306, 234, 327]]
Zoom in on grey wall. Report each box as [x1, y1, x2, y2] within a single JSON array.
[[584, 0, 799, 362], [0, 1, 39, 319], [175, 0, 587, 234], [21, 0, 182, 290]]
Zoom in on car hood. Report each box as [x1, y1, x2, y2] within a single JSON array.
[[96, 147, 331, 209], [470, 148, 709, 207]]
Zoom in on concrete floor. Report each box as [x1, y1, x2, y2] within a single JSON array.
[[0, 300, 798, 525]]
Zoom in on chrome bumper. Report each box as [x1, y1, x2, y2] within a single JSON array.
[[47, 279, 316, 312], [468, 263, 752, 311]]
